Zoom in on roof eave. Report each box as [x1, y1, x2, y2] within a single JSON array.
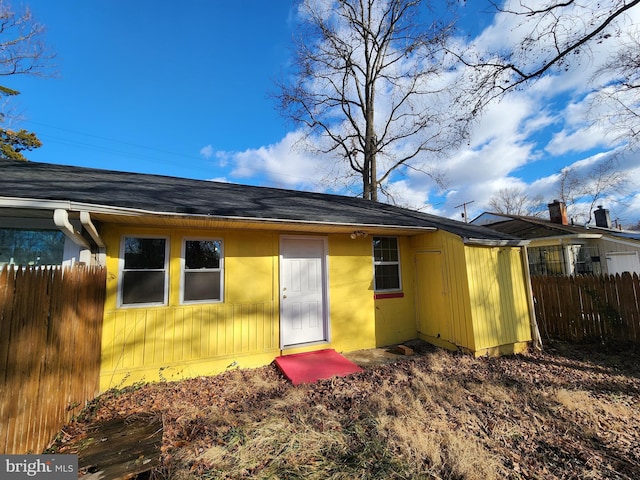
[[464, 237, 530, 247], [0, 196, 438, 235]]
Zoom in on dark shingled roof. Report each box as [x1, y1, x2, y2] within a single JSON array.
[[475, 212, 640, 242], [0, 160, 520, 243]]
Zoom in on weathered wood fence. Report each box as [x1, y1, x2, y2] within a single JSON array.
[[0, 265, 106, 454], [531, 273, 640, 344]]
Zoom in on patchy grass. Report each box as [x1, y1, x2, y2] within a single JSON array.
[[51, 341, 640, 479]]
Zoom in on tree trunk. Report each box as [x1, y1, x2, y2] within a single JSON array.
[[369, 133, 377, 202]]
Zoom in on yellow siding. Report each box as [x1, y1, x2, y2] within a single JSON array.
[[464, 246, 532, 354], [373, 237, 418, 346], [99, 224, 534, 391], [100, 226, 279, 391], [326, 235, 377, 352], [101, 304, 277, 388], [412, 231, 475, 351], [100, 227, 385, 391]]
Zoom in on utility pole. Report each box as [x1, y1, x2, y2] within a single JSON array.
[[455, 200, 475, 223]]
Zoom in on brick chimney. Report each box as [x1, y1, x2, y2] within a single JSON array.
[[594, 205, 612, 228], [548, 200, 568, 225]]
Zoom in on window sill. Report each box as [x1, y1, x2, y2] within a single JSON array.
[[374, 292, 404, 300]]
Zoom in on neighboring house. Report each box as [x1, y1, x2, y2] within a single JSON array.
[[1, 160, 535, 391], [472, 200, 640, 276]]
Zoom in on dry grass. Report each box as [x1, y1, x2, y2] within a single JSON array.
[[52, 341, 640, 479]]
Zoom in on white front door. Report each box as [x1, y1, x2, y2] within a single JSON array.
[[280, 236, 328, 347]]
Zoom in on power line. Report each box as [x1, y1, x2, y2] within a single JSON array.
[[24, 120, 321, 184], [26, 120, 204, 161], [455, 200, 475, 222]]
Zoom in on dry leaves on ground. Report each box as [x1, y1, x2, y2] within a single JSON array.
[[50, 341, 640, 479]]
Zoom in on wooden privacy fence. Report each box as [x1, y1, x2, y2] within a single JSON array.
[[531, 273, 640, 344], [0, 265, 106, 454]]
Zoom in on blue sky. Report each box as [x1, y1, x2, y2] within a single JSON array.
[[7, 1, 640, 225]]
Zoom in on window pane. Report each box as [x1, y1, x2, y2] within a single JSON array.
[[373, 237, 398, 262], [124, 238, 166, 269], [185, 240, 221, 269], [122, 271, 165, 304], [184, 271, 221, 301], [528, 246, 565, 276], [0, 229, 65, 266], [375, 264, 400, 290]]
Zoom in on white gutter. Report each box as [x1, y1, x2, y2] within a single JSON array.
[[1, 196, 439, 233], [80, 211, 105, 248], [464, 238, 530, 247], [53, 209, 90, 248], [528, 233, 602, 246]]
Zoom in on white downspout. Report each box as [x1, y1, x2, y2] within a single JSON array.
[[53, 209, 90, 248], [80, 211, 107, 266], [80, 211, 105, 248]]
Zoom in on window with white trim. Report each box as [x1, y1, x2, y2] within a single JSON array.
[[182, 239, 223, 303], [373, 236, 401, 291], [121, 236, 168, 306]]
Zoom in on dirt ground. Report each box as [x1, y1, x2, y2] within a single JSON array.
[[50, 340, 640, 479]]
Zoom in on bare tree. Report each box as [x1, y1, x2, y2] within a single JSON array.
[[0, 0, 50, 78], [277, 0, 464, 201], [488, 187, 545, 216], [557, 156, 629, 224], [590, 28, 640, 149], [454, 1, 640, 114], [0, 0, 53, 161]]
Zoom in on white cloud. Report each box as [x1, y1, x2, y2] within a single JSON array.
[[223, 131, 327, 190], [215, 1, 640, 224], [199, 144, 214, 159]]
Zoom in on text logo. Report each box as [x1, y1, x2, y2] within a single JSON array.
[[0, 455, 77, 479]]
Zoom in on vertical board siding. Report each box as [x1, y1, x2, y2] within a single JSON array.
[[100, 301, 276, 386], [412, 232, 475, 350], [0, 265, 106, 454], [532, 273, 640, 344], [465, 247, 532, 350]]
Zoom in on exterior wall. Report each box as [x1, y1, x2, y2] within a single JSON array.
[[99, 223, 534, 391], [598, 237, 640, 275], [373, 236, 418, 346], [464, 245, 532, 355], [411, 232, 532, 356], [528, 237, 640, 276], [327, 235, 377, 351], [411, 231, 475, 351], [100, 226, 399, 392], [101, 226, 279, 390]]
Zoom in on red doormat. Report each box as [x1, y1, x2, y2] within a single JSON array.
[[274, 349, 364, 385]]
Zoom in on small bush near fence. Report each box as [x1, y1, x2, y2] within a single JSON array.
[[0, 265, 106, 454], [531, 273, 640, 345]]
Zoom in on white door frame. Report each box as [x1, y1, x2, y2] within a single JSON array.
[[279, 235, 330, 348]]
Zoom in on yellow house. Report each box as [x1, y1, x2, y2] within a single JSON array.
[[1, 161, 535, 392]]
